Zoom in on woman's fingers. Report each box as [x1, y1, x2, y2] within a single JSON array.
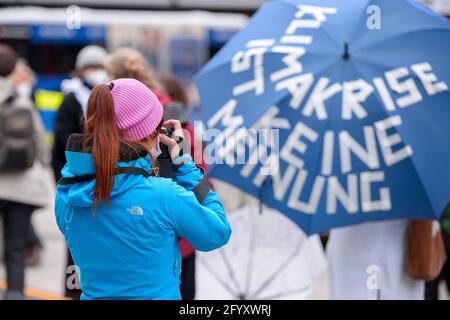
[[159, 134, 181, 160], [160, 120, 187, 160], [163, 119, 184, 138], [162, 119, 182, 129], [159, 133, 175, 147]]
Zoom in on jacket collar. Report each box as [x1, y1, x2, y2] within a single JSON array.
[[67, 134, 149, 162], [64, 134, 152, 177]]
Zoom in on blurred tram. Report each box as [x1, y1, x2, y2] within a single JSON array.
[[0, 6, 249, 142]]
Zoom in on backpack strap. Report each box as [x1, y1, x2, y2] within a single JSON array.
[[58, 164, 212, 203], [57, 166, 151, 185], [0, 92, 17, 106]]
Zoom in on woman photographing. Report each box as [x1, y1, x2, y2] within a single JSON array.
[[54, 78, 231, 300]]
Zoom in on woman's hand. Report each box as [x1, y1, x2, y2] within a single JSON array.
[[159, 119, 185, 161]]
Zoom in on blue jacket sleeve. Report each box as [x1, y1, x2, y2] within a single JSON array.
[[164, 158, 231, 252]]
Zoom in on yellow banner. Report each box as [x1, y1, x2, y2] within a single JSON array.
[[35, 89, 64, 111]]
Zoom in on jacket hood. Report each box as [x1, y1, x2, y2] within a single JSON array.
[[61, 77, 91, 113], [0, 77, 14, 104], [58, 134, 153, 208]]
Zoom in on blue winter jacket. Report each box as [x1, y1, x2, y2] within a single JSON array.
[[54, 138, 231, 300]]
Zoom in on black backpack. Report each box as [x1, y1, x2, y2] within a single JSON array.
[[0, 94, 36, 171]]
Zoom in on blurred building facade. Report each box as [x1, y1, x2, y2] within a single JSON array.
[[0, 0, 265, 12]]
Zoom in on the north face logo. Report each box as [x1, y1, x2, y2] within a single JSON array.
[[127, 206, 143, 216]]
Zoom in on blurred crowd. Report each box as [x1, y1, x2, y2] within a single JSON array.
[[0, 42, 449, 300]]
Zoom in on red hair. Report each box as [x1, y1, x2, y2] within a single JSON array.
[[84, 85, 120, 209]]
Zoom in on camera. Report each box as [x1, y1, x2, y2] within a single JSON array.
[[156, 126, 183, 180], [159, 126, 174, 138]]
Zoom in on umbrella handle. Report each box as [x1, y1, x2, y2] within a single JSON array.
[[257, 176, 271, 215], [343, 42, 350, 60]]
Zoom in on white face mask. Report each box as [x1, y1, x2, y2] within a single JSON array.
[[15, 83, 33, 98], [150, 135, 162, 159], [84, 69, 109, 87]]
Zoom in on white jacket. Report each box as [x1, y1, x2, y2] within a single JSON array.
[[327, 220, 425, 300], [0, 77, 51, 208]]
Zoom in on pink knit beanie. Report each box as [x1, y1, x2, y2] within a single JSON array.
[[109, 78, 163, 141]]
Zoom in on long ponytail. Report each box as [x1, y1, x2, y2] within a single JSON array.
[[84, 84, 119, 210]]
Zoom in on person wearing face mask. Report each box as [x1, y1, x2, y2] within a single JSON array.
[[0, 44, 50, 300], [8, 58, 46, 267], [54, 78, 231, 300], [51, 45, 108, 299], [53, 45, 109, 181]]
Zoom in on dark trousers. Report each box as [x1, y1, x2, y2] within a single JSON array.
[[65, 248, 82, 299], [425, 229, 450, 300], [180, 253, 196, 300], [25, 221, 41, 249], [0, 199, 34, 292]]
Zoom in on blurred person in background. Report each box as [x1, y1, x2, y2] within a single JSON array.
[[8, 59, 36, 100], [52, 44, 108, 299], [52, 45, 109, 181], [159, 74, 189, 109], [8, 58, 44, 266], [159, 74, 207, 300], [104, 47, 171, 107], [0, 43, 50, 300]]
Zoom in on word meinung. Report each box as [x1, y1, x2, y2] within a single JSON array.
[[208, 107, 412, 215], [257, 114, 411, 215]]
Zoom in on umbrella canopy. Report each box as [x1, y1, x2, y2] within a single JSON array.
[[196, 0, 450, 234], [196, 205, 327, 299]]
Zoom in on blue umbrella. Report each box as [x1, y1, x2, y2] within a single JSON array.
[[195, 0, 450, 234]]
